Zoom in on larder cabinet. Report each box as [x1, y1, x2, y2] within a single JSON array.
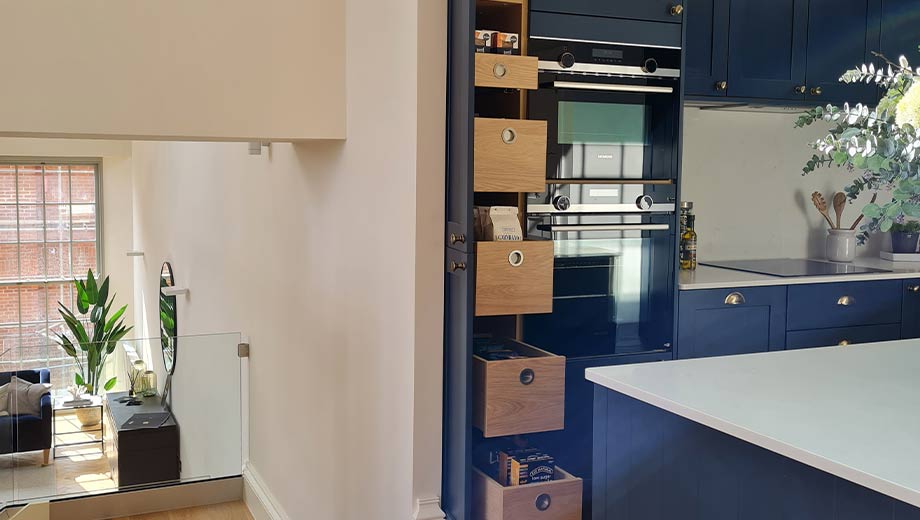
[[684, 0, 730, 96]]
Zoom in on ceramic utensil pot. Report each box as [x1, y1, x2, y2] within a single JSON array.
[[827, 229, 857, 262]]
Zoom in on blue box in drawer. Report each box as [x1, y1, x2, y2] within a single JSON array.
[[786, 280, 902, 331]]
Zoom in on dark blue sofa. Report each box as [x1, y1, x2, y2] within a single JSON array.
[[0, 370, 51, 463]]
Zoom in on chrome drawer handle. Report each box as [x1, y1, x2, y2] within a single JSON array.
[[535, 493, 552, 511], [519, 368, 535, 385], [724, 292, 745, 305], [908, 285, 920, 293], [493, 63, 508, 79], [837, 295, 854, 306], [501, 128, 517, 144], [839, 339, 850, 346], [508, 250, 524, 267]]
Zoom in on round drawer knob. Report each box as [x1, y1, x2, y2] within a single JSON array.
[[839, 339, 850, 346], [519, 368, 535, 385], [508, 250, 525, 267], [501, 128, 517, 144], [535, 493, 552, 511], [493, 63, 508, 79]]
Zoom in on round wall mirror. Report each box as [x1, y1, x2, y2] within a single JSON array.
[[159, 262, 178, 376]]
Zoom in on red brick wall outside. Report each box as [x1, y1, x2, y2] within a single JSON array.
[[0, 163, 98, 388]]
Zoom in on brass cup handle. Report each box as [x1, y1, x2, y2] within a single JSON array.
[[508, 250, 525, 267], [493, 63, 508, 79], [908, 285, 920, 293], [670, 4, 684, 15], [811, 86, 823, 96], [724, 292, 746, 305], [794, 85, 807, 94], [501, 128, 517, 144], [839, 339, 850, 346], [715, 80, 728, 91], [837, 295, 854, 306]]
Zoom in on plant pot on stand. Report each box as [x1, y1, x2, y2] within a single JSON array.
[[891, 231, 920, 254]]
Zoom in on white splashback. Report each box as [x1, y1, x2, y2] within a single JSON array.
[[681, 107, 888, 261]]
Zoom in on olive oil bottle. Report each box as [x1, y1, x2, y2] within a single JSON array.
[[680, 214, 698, 270]]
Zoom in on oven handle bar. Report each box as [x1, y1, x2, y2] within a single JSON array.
[[553, 81, 674, 94], [537, 223, 671, 232]]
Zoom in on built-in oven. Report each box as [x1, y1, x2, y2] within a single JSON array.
[[523, 37, 680, 360]]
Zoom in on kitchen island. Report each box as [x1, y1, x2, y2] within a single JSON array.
[[587, 340, 920, 519]]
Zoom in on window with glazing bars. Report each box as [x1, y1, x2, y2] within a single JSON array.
[[0, 161, 100, 388]]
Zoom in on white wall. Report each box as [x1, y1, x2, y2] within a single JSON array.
[[0, 0, 345, 141], [681, 107, 888, 261], [0, 138, 135, 324], [129, 0, 446, 519]]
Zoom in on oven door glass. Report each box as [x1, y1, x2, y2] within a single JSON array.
[[558, 101, 648, 180], [522, 215, 674, 359]]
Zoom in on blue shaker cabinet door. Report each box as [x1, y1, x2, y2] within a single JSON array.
[[685, 0, 731, 96], [805, 0, 881, 105], [726, 0, 809, 100], [677, 286, 787, 359], [881, 0, 920, 69], [903, 279, 920, 339]]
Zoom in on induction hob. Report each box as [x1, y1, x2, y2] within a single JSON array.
[[701, 259, 890, 278]]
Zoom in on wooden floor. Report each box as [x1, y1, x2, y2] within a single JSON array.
[[113, 501, 252, 520]]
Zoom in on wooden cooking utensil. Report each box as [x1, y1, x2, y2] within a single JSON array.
[[832, 192, 846, 229], [811, 191, 835, 229], [849, 192, 878, 230]]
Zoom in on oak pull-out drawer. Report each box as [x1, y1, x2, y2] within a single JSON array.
[[476, 240, 553, 316], [473, 467, 582, 520], [786, 324, 901, 350], [475, 54, 538, 90], [473, 338, 564, 437], [787, 280, 902, 330], [474, 118, 547, 193]]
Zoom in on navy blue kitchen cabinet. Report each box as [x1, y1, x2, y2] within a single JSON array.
[[903, 280, 920, 339], [726, 0, 809, 101], [685, 0, 730, 96], [677, 286, 787, 359], [786, 323, 901, 349], [881, 0, 920, 67], [787, 280, 902, 330], [805, 0, 881, 105], [530, 0, 684, 23]]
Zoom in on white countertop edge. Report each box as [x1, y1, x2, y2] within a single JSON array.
[[679, 269, 920, 290], [585, 368, 920, 508]]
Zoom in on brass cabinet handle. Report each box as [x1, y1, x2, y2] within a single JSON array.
[[492, 63, 508, 79], [811, 86, 823, 96], [724, 292, 745, 305], [501, 127, 517, 144], [908, 285, 920, 293], [794, 85, 807, 94], [839, 339, 850, 346], [508, 250, 525, 267], [449, 260, 466, 272], [449, 233, 466, 245], [837, 295, 854, 306], [715, 80, 728, 91], [670, 4, 684, 15]]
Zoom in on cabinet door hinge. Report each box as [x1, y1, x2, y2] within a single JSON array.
[[238, 343, 250, 358]]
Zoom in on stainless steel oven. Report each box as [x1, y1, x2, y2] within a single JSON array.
[[522, 37, 680, 360]]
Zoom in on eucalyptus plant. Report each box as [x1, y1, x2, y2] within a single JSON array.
[[54, 270, 133, 395], [795, 47, 920, 243]]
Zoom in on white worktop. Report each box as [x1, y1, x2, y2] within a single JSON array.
[[585, 340, 920, 507], [680, 258, 920, 290]]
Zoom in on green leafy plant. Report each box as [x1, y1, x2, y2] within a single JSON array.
[[892, 220, 920, 233], [795, 45, 920, 244], [54, 270, 133, 395]]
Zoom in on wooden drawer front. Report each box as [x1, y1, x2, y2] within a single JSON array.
[[787, 280, 902, 330], [473, 341, 564, 437], [476, 241, 553, 316], [474, 118, 547, 193], [473, 467, 582, 520], [786, 324, 901, 350], [475, 54, 538, 90]]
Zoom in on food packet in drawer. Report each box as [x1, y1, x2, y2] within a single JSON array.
[[475, 206, 523, 241]]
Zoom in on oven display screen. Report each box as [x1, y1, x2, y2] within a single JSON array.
[[592, 49, 624, 60]]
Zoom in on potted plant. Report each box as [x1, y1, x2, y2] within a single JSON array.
[[54, 270, 132, 426], [795, 47, 920, 246], [891, 220, 920, 253]]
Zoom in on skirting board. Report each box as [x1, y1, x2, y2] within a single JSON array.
[[243, 464, 290, 520], [413, 497, 446, 520]]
